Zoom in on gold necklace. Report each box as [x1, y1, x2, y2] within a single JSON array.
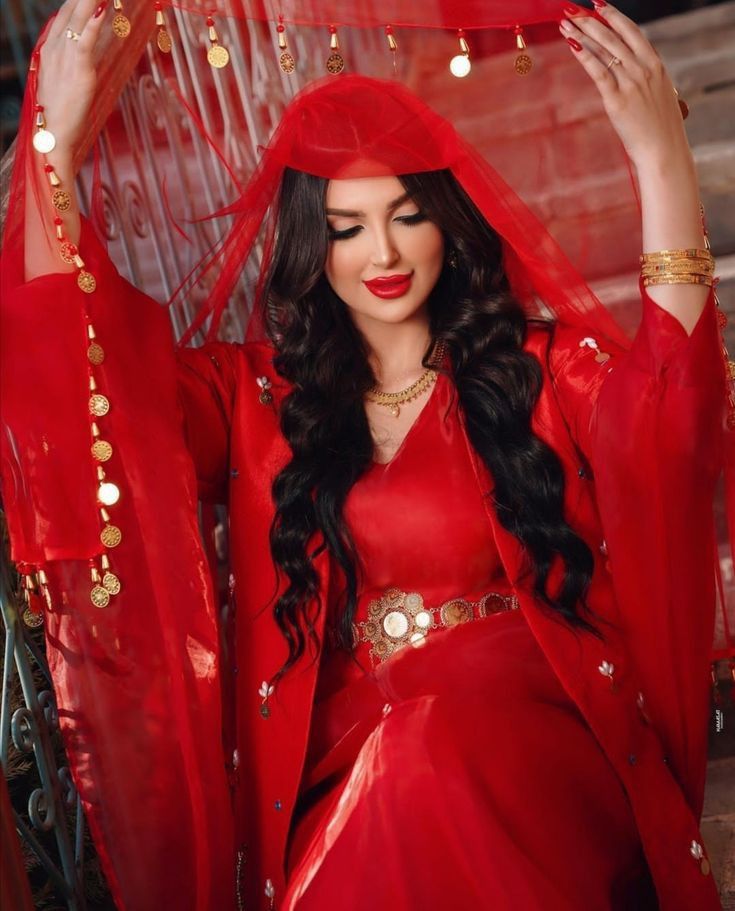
[[365, 339, 446, 417]]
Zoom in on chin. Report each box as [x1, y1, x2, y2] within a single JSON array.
[[348, 285, 434, 325]]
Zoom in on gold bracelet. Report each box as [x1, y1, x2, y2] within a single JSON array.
[[640, 247, 712, 263], [641, 260, 715, 277], [641, 273, 714, 288]]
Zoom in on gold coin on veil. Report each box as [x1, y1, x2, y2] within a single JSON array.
[[77, 270, 97, 294], [60, 242, 78, 265], [89, 393, 110, 416], [92, 440, 113, 462], [100, 524, 122, 548], [32, 129, 56, 154], [87, 341, 105, 365], [52, 190, 71, 211], [112, 14, 131, 38], [326, 52, 344, 75], [23, 608, 44, 629], [91, 584, 110, 608], [207, 44, 229, 68], [279, 52, 295, 74], [515, 53, 533, 76], [157, 29, 172, 53], [102, 572, 121, 595]]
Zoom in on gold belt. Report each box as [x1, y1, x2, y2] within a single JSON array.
[[353, 586, 520, 665]]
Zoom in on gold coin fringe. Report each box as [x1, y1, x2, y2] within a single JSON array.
[[112, 0, 131, 39], [155, 2, 172, 53], [132, 17, 539, 78], [29, 54, 123, 614], [514, 25, 532, 75], [206, 14, 230, 68]]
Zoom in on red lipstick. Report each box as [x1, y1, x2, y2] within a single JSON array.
[[363, 272, 413, 299]]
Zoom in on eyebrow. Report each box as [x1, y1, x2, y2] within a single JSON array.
[[325, 191, 412, 218]]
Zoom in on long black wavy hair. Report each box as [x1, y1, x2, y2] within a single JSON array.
[[261, 167, 604, 681]]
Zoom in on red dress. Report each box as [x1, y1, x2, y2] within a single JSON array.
[[283, 370, 655, 910]]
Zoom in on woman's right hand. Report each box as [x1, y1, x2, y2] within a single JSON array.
[[35, 0, 108, 162]]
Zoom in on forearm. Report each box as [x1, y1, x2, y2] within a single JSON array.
[[635, 147, 709, 337], [24, 150, 81, 282]]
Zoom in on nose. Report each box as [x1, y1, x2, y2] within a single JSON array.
[[370, 226, 400, 270]]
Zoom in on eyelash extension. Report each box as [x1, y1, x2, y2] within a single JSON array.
[[328, 211, 428, 241]]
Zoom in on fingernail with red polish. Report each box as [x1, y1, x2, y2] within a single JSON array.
[[566, 36, 583, 52], [592, 0, 608, 8], [563, 4, 581, 14], [93, 2, 107, 18]]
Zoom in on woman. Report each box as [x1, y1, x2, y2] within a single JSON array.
[[0, 1, 726, 909]]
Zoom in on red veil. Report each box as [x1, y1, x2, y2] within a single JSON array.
[[1, 1, 733, 908]]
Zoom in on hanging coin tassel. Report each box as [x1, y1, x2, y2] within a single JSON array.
[[385, 25, 398, 75], [87, 320, 123, 608], [30, 57, 122, 611], [326, 25, 344, 75], [112, 0, 131, 39], [276, 17, 295, 74], [20, 569, 45, 629], [449, 29, 471, 78], [155, 2, 172, 53], [206, 13, 230, 69], [31, 104, 96, 293], [514, 25, 532, 75]]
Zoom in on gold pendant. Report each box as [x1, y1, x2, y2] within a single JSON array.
[[208, 43, 230, 68], [98, 481, 121, 506], [112, 13, 131, 39], [389, 404, 400, 417], [157, 29, 172, 53], [91, 584, 111, 608], [100, 524, 122, 548], [60, 242, 78, 265], [91, 439, 113, 462], [87, 341, 105, 365], [514, 53, 532, 75], [279, 52, 295, 74], [89, 393, 110, 416], [102, 572, 121, 595], [23, 608, 44, 629], [32, 129, 56, 154], [326, 52, 344, 75], [52, 189, 71, 211], [77, 270, 97, 293]]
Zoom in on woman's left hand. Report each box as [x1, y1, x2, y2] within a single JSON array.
[[559, 2, 692, 170]]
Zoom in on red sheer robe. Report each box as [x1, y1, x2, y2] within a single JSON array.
[[0, 218, 725, 909]]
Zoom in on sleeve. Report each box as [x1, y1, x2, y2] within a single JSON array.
[[546, 277, 718, 470], [547, 280, 726, 819], [176, 342, 238, 503], [0, 216, 236, 909]]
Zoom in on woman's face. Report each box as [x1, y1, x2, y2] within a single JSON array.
[[324, 175, 445, 329]]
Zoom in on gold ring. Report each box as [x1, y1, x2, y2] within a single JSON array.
[[606, 55, 621, 69], [65, 28, 81, 40]]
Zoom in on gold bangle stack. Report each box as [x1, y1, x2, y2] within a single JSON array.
[[640, 247, 715, 288]]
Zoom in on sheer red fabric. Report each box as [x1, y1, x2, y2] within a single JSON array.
[[0, 2, 732, 908]]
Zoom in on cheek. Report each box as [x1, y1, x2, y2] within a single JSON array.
[[410, 225, 445, 276], [325, 242, 364, 288]]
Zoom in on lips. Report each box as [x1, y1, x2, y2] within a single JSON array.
[[363, 272, 413, 299]]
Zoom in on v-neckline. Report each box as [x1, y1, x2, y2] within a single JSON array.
[[370, 371, 443, 469]]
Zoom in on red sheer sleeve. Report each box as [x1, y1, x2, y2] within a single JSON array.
[[176, 343, 239, 503], [0, 216, 235, 910], [548, 286, 724, 818]]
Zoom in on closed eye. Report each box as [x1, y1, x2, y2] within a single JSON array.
[[328, 211, 428, 241], [394, 212, 427, 226], [328, 225, 363, 241]]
